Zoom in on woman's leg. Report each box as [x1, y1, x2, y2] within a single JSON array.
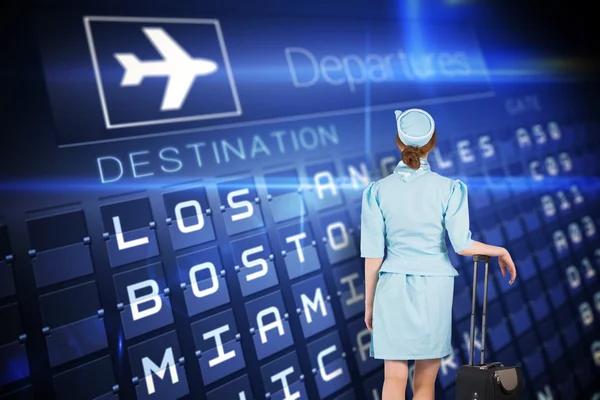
[[412, 358, 441, 400], [382, 360, 409, 400]]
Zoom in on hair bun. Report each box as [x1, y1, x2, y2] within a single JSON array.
[[401, 146, 421, 170]]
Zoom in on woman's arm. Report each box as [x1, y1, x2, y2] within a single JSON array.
[[443, 180, 517, 285], [457, 240, 506, 257], [458, 240, 517, 284], [365, 257, 384, 309], [364, 257, 384, 332]]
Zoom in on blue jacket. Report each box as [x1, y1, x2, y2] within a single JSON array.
[[360, 158, 474, 276]]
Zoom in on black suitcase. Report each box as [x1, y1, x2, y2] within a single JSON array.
[[455, 255, 523, 400]]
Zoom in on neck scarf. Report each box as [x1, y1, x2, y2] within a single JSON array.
[[393, 158, 431, 182]]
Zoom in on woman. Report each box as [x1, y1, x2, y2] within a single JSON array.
[[361, 109, 517, 400]]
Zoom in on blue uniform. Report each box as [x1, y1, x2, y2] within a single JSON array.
[[361, 157, 474, 360]]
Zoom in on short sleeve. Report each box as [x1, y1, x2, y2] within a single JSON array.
[[360, 182, 385, 258], [444, 179, 475, 253]]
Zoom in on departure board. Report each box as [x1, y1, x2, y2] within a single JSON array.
[[1, 3, 600, 400]]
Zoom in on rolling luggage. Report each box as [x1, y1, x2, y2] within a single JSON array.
[[455, 255, 523, 400]]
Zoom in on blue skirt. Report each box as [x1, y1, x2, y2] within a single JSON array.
[[370, 271, 455, 360]]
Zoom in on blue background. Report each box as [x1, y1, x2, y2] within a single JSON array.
[[1, 0, 600, 399]]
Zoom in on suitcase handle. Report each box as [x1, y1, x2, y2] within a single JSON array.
[[473, 255, 491, 263], [469, 255, 492, 366], [480, 362, 503, 369]]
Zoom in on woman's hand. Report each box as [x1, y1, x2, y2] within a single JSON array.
[[365, 305, 373, 332], [498, 249, 517, 285]]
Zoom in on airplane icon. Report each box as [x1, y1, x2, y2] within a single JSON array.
[[114, 27, 219, 111]]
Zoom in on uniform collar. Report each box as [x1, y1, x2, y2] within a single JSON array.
[[394, 158, 431, 182]]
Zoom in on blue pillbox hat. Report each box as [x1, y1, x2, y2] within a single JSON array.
[[395, 109, 435, 147]]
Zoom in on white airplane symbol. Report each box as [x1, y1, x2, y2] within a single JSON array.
[[114, 27, 218, 111]]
